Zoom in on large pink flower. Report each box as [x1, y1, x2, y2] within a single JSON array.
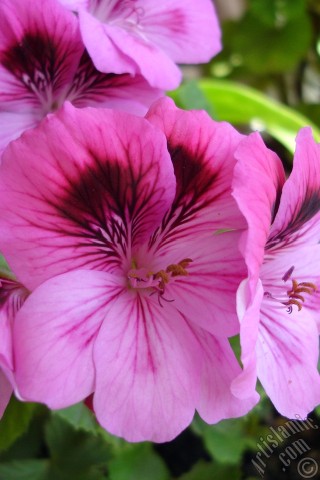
[[0, 99, 257, 441], [0, 270, 28, 418], [0, 0, 161, 156], [58, 0, 221, 89], [232, 128, 320, 418]]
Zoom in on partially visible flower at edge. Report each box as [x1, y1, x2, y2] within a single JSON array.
[[232, 128, 320, 418], [0, 269, 28, 418], [0, 98, 258, 442], [58, 0, 221, 89], [0, 0, 162, 156]]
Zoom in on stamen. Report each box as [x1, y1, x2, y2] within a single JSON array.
[[284, 279, 317, 312], [166, 258, 192, 277], [265, 272, 317, 314], [154, 270, 170, 292], [127, 258, 193, 305], [299, 282, 317, 291]]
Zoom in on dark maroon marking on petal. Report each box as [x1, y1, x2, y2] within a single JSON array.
[[267, 190, 320, 250], [22, 150, 163, 271], [67, 51, 140, 106], [271, 181, 283, 224], [1, 32, 75, 106], [149, 144, 222, 248]]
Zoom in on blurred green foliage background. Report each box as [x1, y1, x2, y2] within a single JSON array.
[[1, 0, 320, 479]]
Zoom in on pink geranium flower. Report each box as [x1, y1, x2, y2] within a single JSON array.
[[0, 99, 257, 441], [232, 128, 320, 418], [0, 270, 28, 418], [0, 0, 161, 155], [58, 0, 221, 89]]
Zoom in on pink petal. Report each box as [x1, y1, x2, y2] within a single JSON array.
[[58, 0, 88, 9], [93, 292, 202, 442], [231, 279, 264, 399], [79, 10, 181, 89], [136, 0, 221, 63], [146, 98, 246, 252], [0, 0, 83, 150], [162, 233, 247, 336], [0, 369, 12, 419], [14, 270, 124, 408], [0, 0, 83, 101], [194, 328, 259, 423], [68, 51, 163, 115], [234, 246, 320, 411], [0, 104, 175, 289], [145, 98, 247, 334], [76, 0, 220, 89], [261, 244, 320, 332], [257, 305, 320, 418], [232, 132, 285, 294], [0, 110, 39, 157], [269, 128, 320, 249]]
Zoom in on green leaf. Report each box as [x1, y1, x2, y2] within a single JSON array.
[[0, 460, 49, 480], [53, 402, 97, 433], [108, 444, 170, 480], [229, 335, 241, 364], [0, 398, 38, 452], [217, 8, 311, 77], [192, 416, 257, 465], [171, 81, 215, 117], [54, 402, 129, 454], [230, 13, 311, 74], [250, 0, 306, 27], [170, 79, 320, 154], [45, 415, 111, 478], [0, 407, 49, 462], [176, 461, 241, 480]]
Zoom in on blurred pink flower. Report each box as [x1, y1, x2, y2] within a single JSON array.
[[0, 99, 257, 441], [58, 0, 221, 89], [0, 271, 28, 418], [232, 128, 320, 418], [0, 0, 162, 156]]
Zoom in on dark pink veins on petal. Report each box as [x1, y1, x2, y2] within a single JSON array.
[[267, 190, 320, 250], [149, 143, 220, 248]]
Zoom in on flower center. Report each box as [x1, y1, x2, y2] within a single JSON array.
[[127, 258, 192, 304], [264, 266, 317, 313]]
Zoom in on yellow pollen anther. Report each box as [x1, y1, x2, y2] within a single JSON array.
[[300, 282, 317, 291], [153, 259, 193, 293], [166, 258, 192, 277], [154, 270, 170, 291], [284, 279, 317, 312], [178, 258, 193, 268]]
